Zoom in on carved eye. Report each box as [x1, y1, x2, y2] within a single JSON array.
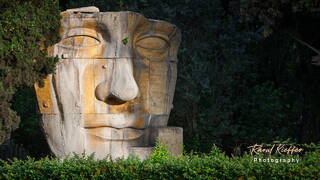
[[135, 36, 169, 59], [61, 35, 100, 48]]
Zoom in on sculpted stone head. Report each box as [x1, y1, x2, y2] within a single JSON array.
[[34, 7, 182, 159]]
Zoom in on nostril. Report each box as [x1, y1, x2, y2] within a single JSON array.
[[105, 94, 126, 105], [95, 83, 127, 105]]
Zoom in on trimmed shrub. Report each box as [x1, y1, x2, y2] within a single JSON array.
[[0, 145, 319, 179]]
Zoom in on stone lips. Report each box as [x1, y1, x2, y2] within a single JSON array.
[[85, 127, 144, 141]]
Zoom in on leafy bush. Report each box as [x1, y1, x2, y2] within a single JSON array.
[[0, 145, 319, 179], [0, 0, 60, 144]]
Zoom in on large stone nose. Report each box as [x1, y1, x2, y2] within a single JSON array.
[[95, 59, 139, 105]]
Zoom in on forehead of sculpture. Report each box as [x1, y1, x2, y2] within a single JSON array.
[[57, 8, 181, 59], [60, 11, 178, 38]]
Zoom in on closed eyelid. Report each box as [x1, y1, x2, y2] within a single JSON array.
[[64, 28, 100, 40], [136, 36, 169, 50], [136, 33, 169, 42], [134, 33, 171, 60]]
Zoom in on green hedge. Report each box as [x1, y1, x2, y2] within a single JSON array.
[[0, 145, 319, 180]]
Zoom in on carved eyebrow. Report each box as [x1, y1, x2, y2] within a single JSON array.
[[149, 20, 178, 38]]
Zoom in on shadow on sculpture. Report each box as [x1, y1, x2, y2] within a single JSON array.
[[34, 6, 182, 160]]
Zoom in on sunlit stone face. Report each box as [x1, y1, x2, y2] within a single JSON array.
[[34, 7, 181, 159]]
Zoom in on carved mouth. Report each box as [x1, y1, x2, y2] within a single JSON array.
[[83, 113, 147, 129], [84, 127, 144, 141]]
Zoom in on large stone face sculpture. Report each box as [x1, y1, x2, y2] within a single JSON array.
[[34, 7, 182, 160]]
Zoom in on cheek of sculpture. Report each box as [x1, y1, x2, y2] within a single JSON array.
[[133, 35, 177, 117], [148, 60, 176, 114]]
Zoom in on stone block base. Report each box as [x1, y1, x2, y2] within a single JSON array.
[[128, 127, 183, 160]]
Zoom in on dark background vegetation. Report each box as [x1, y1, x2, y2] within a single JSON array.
[[0, 0, 60, 151], [1, 0, 320, 158]]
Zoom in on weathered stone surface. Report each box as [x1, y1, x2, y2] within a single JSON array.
[[66, 6, 99, 13], [34, 6, 182, 160]]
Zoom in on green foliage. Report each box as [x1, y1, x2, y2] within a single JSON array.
[[147, 141, 171, 163], [11, 87, 51, 158], [229, 0, 320, 36], [122, 37, 129, 45], [0, 146, 319, 179], [238, 82, 290, 143], [0, 0, 60, 144], [249, 31, 320, 144]]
